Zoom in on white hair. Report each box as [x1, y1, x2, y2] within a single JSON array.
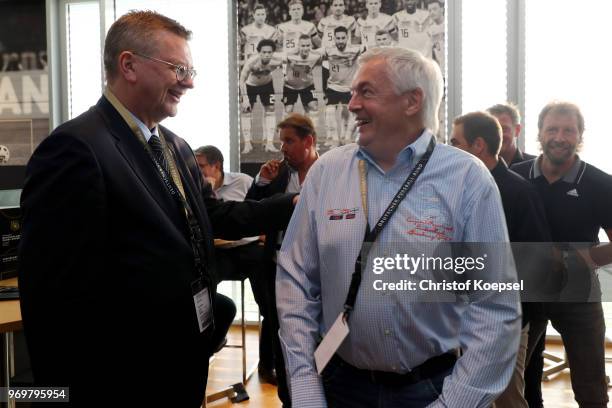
[[357, 47, 443, 134]]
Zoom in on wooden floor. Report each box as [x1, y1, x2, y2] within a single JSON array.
[[205, 326, 612, 407]]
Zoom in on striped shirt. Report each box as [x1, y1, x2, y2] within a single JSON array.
[[276, 131, 521, 407]]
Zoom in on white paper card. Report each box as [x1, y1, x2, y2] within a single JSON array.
[[314, 313, 350, 374], [193, 287, 212, 333]]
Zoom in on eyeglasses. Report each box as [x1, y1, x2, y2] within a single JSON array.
[[131, 51, 197, 82]]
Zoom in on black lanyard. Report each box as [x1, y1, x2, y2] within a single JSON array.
[[343, 137, 436, 321], [147, 142, 209, 285], [102, 90, 210, 286]]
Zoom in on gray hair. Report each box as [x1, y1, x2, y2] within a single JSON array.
[[357, 47, 443, 134]]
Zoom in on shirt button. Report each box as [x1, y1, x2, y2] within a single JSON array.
[[391, 365, 397, 370], [384, 329, 391, 335]]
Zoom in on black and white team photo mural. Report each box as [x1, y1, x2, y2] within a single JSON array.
[[236, 0, 446, 163]]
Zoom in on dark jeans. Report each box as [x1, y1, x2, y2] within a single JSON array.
[[322, 356, 451, 408], [528, 302, 608, 408]]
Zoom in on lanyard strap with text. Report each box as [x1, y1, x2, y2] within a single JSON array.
[[104, 89, 209, 282], [343, 136, 436, 321]]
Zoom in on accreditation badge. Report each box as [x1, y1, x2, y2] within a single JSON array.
[[191, 279, 212, 333], [314, 313, 350, 374]]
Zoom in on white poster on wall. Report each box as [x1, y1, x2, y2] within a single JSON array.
[[235, 0, 446, 164]]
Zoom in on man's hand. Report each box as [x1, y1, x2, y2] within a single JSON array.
[[205, 176, 216, 188], [292, 194, 299, 206], [260, 159, 282, 181], [241, 98, 251, 113]]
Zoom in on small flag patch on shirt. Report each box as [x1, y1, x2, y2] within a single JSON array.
[[327, 208, 360, 221]]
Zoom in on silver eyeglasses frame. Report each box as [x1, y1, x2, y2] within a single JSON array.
[[130, 51, 197, 81]]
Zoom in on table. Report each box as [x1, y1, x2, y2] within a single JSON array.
[[0, 277, 20, 408]]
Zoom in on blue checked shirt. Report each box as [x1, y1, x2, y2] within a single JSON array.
[[276, 131, 521, 407]]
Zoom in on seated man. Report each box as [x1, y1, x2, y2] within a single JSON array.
[[208, 293, 237, 357], [194, 145, 276, 384], [246, 113, 319, 407]]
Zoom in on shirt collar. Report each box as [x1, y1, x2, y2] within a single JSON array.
[[128, 112, 158, 142], [532, 154, 583, 182], [356, 129, 432, 174], [491, 158, 508, 177], [510, 148, 523, 165], [220, 171, 232, 188]]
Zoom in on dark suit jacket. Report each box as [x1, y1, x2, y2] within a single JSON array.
[[491, 160, 552, 323], [18, 96, 294, 407], [245, 162, 291, 261]]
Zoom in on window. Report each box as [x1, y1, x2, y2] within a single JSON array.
[[65, 1, 101, 119], [61, 0, 232, 167], [114, 0, 231, 164], [461, 0, 507, 113], [524, 0, 612, 335], [524, 0, 612, 176]]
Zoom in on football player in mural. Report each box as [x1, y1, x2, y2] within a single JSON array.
[[240, 39, 283, 153], [240, 4, 277, 62], [393, 0, 433, 58], [355, 0, 394, 49], [321, 26, 362, 147]]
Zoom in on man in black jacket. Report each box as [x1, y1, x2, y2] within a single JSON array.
[[19, 11, 294, 407], [451, 111, 552, 408], [246, 112, 318, 407]]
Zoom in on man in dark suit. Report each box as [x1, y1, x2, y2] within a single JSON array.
[[450, 111, 552, 408], [18, 11, 294, 407], [487, 102, 546, 407], [246, 113, 318, 407]]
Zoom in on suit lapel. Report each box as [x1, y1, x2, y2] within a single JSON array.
[[164, 131, 211, 232], [94, 97, 182, 222]]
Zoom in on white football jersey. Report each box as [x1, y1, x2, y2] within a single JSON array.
[[277, 20, 317, 54], [244, 54, 283, 87], [241, 23, 276, 60], [318, 15, 356, 50], [393, 9, 432, 58], [355, 13, 394, 49], [285, 52, 321, 90], [325, 45, 362, 93]]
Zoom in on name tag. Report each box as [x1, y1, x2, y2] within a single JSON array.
[[314, 313, 350, 374], [192, 279, 212, 333]]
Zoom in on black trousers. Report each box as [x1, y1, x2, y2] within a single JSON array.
[[526, 302, 608, 408], [215, 242, 275, 370], [524, 327, 545, 408], [209, 292, 237, 356], [26, 298, 210, 407], [264, 258, 292, 407]]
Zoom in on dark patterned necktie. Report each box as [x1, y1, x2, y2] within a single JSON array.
[[148, 134, 169, 175]]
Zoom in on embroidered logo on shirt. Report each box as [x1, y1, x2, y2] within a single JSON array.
[[406, 216, 453, 241], [327, 208, 360, 221], [566, 188, 579, 197]]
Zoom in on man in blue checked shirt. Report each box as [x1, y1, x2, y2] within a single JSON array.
[[276, 47, 522, 408]]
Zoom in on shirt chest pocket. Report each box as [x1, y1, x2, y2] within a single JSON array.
[[402, 186, 455, 242]]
